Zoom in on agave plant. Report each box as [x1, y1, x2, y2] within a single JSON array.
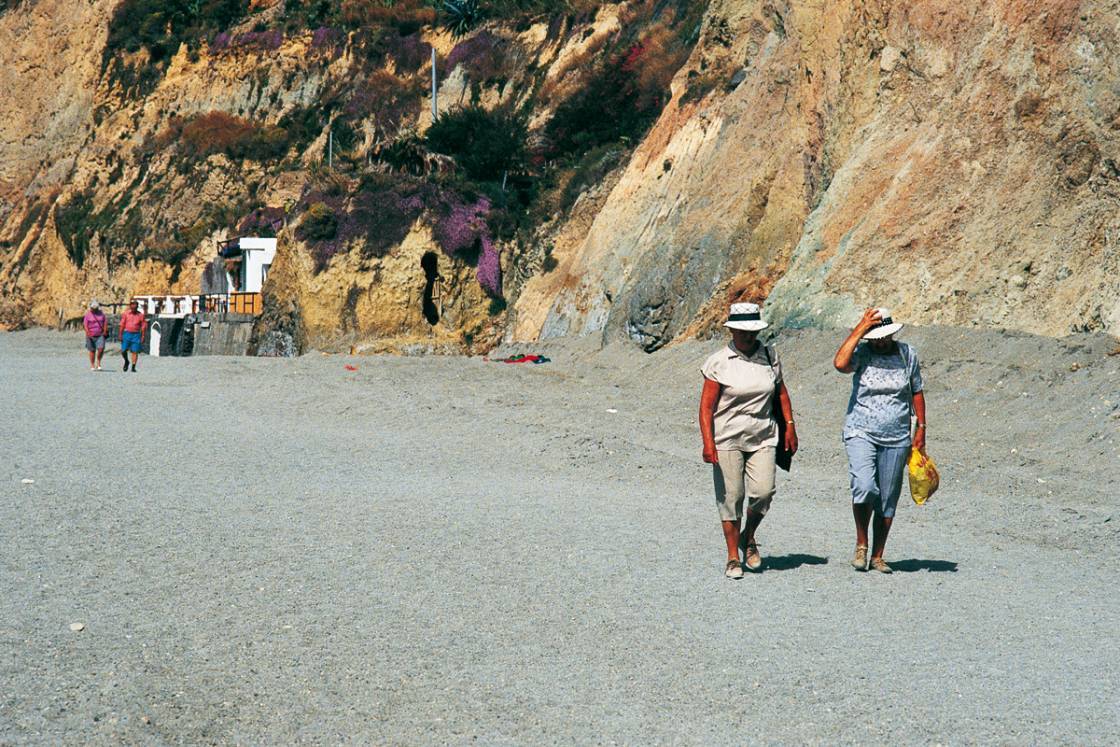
[[442, 0, 480, 37]]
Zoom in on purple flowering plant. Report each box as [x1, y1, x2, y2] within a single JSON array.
[[311, 27, 345, 56], [431, 191, 501, 296], [237, 206, 286, 237], [295, 175, 502, 296], [385, 32, 431, 72], [445, 30, 508, 84], [233, 29, 284, 51], [210, 31, 232, 52]]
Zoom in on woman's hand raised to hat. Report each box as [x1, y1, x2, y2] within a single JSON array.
[[834, 308, 881, 373], [856, 307, 882, 333]]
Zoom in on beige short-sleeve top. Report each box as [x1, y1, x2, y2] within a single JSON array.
[[701, 342, 783, 451]]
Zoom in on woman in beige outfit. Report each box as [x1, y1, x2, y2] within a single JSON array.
[[699, 303, 798, 578]]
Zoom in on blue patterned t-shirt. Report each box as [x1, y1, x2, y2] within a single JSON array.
[[842, 342, 923, 447]]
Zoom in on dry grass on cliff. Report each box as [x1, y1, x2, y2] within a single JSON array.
[[153, 111, 290, 164], [340, 0, 436, 33]]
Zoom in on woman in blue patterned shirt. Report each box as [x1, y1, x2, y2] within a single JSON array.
[[833, 308, 927, 573]]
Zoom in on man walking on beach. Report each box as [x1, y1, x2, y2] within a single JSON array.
[[83, 300, 108, 371], [119, 300, 146, 373]]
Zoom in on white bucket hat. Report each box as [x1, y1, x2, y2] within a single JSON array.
[[724, 302, 769, 332], [89, 299, 100, 309], [862, 307, 903, 339]]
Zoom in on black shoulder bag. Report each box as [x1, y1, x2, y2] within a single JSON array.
[[762, 345, 792, 472]]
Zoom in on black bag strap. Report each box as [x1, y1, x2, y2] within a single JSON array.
[[762, 345, 780, 382]]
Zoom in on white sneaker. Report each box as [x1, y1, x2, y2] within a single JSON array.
[[725, 559, 744, 580]]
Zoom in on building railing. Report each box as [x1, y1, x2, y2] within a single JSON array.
[[118, 292, 264, 318], [130, 296, 200, 316], [199, 292, 262, 316]]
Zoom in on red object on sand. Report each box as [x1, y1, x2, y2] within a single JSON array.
[[485, 353, 551, 364], [500, 354, 550, 364], [344, 364, 358, 371]]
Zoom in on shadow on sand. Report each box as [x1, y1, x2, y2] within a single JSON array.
[[762, 554, 829, 571], [890, 559, 958, 573]]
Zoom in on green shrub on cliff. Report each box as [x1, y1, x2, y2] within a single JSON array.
[[426, 106, 527, 182], [298, 202, 340, 241], [277, 106, 327, 152], [55, 193, 97, 268], [105, 0, 250, 64], [56, 190, 145, 268], [281, 0, 339, 33]]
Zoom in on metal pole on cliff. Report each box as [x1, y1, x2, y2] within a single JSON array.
[[431, 47, 438, 121], [328, 128, 333, 169]]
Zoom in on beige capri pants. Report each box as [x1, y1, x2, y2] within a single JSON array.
[[712, 447, 777, 521]]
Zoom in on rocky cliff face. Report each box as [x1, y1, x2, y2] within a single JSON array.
[[514, 0, 1120, 346], [2, 0, 1118, 351]]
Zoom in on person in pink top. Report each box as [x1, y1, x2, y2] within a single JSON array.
[[119, 299, 147, 373], [83, 300, 108, 371]]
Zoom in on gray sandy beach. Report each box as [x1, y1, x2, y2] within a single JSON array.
[[2, 328, 1118, 744]]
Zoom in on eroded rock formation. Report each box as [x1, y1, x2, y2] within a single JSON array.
[[515, 0, 1120, 347], [2, 0, 1118, 352]]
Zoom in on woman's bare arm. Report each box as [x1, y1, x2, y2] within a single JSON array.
[[912, 390, 927, 452], [777, 382, 798, 454], [699, 378, 722, 463], [833, 308, 881, 373]]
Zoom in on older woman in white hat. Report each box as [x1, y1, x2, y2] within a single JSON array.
[[699, 303, 798, 578], [833, 308, 926, 573]]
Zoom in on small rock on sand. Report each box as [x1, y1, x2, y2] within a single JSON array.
[[69, 622, 85, 632]]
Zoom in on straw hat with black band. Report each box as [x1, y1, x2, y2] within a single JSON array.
[[861, 308, 903, 340], [723, 302, 769, 332]]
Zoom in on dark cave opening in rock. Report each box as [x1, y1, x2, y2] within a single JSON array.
[[421, 251, 441, 326]]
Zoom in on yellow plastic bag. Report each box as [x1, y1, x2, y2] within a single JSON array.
[[908, 449, 940, 505]]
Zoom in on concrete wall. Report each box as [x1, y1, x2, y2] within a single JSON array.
[[200, 257, 230, 295], [191, 313, 256, 356], [97, 312, 256, 356]]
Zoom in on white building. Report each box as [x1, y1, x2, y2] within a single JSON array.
[[226, 237, 277, 294]]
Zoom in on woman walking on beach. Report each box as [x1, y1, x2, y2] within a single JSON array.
[[83, 300, 107, 371], [700, 303, 798, 578], [833, 308, 926, 573]]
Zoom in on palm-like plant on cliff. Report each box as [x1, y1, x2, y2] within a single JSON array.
[[442, 0, 480, 36]]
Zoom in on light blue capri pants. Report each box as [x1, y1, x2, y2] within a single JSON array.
[[844, 435, 909, 519]]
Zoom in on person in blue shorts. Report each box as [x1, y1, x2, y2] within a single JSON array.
[[119, 300, 146, 372]]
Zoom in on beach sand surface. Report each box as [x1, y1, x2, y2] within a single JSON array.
[[2, 328, 1118, 744]]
